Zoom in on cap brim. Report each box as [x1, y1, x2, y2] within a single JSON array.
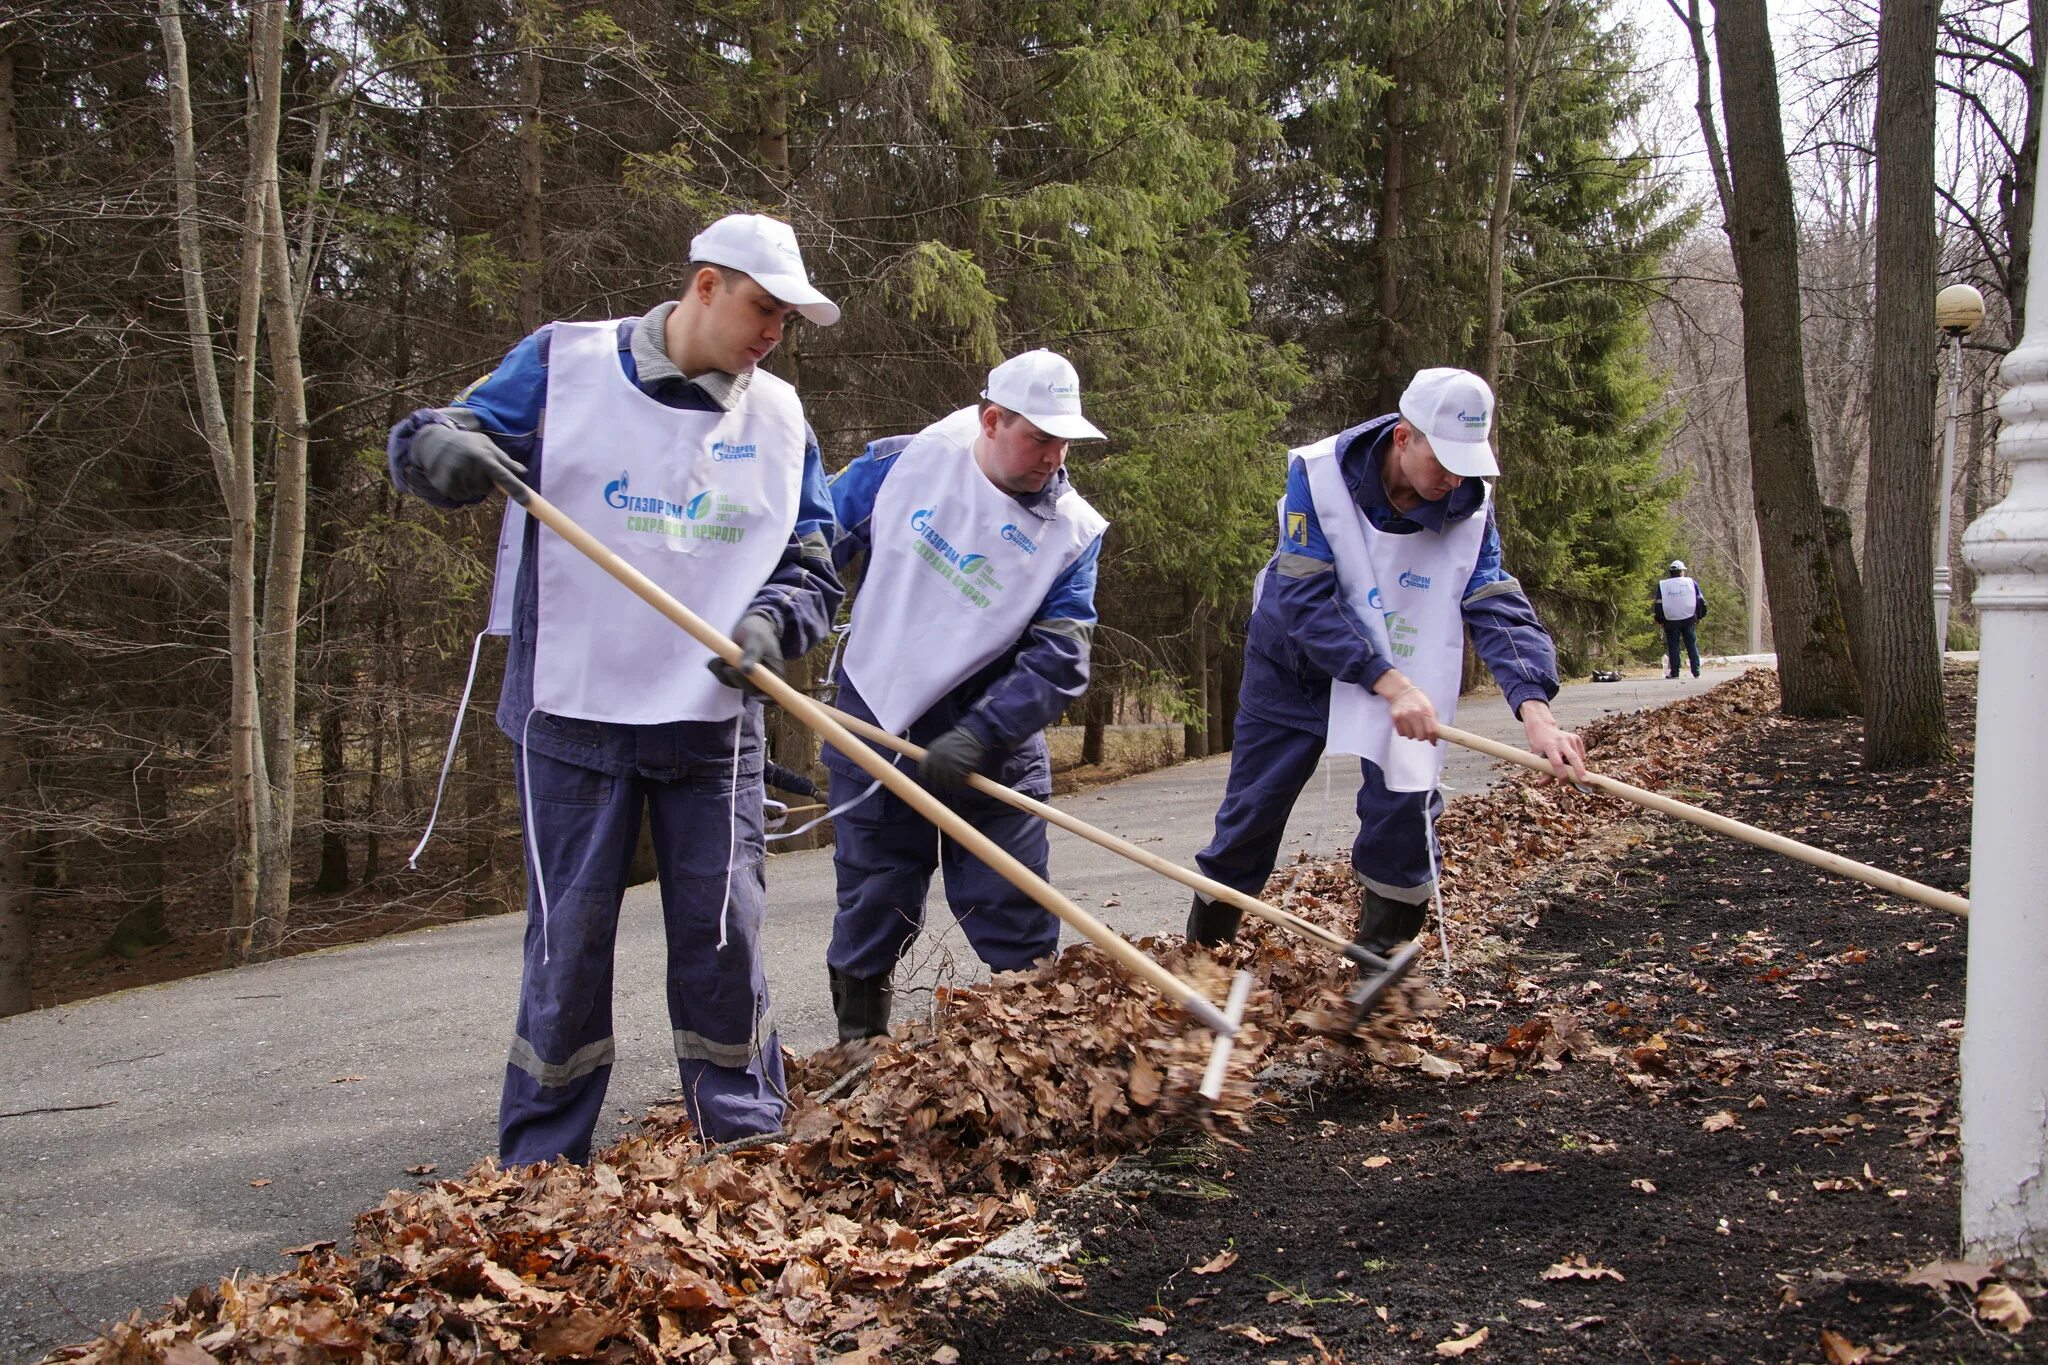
[[749, 270, 841, 327], [1432, 437, 1498, 478], [1020, 411, 1106, 441]]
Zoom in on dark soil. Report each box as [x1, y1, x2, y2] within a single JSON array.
[[941, 670, 2038, 1362]]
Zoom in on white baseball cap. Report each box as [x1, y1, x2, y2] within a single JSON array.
[[1397, 367, 1499, 478], [1669, 560, 1688, 573], [688, 213, 840, 327], [981, 349, 1106, 441]]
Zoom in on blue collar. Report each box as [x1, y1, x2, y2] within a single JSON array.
[[1334, 414, 1486, 532]]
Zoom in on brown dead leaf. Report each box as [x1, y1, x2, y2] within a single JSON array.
[[247, 1179, 270, 1188], [1899, 1259, 1999, 1292], [160, 1344, 217, 1365], [1702, 1111, 1739, 1132], [480, 1258, 564, 1308], [1362, 1155, 1393, 1169], [931, 1350, 961, 1365], [1435, 1325, 1489, 1356], [1541, 1255, 1624, 1283], [1193, 1248, 1239, 1275], [405, 1163, 435, 1176], [1820, 1329, 1871, 1364], [1494, 1160, 1550, 1174], [1977, 1282, 2033, 1333], [533, 1309, 625, 1359], [1131, 1316, 1168, 1336], [329, 1075, 364, 1084], [1630, 1179, 1656, 1194], [1221, 1323, 1276, 1344], [1127, 1054, 1161, 1108]]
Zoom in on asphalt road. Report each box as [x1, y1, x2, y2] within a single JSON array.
[[0, 666, 1748, 1361]]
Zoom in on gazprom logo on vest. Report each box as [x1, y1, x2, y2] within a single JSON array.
[[910, 507, 990, 576], [1000, 522, 1039, 554], [1398, 570, 1433, 591], [603, 470, 713, 520], [710, 439, 757, 463]]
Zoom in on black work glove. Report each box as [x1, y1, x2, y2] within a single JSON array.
[[412, 420, 528, 503], [919, 726, 988, 792], [707, 612, 783, 694]]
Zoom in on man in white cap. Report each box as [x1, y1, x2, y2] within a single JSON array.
[[1652, 560, 1707, 679], [1186, 367, 1588, 998], [385, 213, 842, 1164], [818, 349, 1109, 1041]]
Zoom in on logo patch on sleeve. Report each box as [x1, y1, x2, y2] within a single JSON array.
[[1286, 511, 1309, 547]]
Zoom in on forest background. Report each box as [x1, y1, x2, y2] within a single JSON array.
[[0, 0, 2030, 1011]]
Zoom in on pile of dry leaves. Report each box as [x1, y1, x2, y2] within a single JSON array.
[[48, 672, 1782, 1364]]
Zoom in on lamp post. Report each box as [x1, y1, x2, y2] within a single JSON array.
[[1933, 283, 1984, 653], [1959, 136, 2046, 1253]]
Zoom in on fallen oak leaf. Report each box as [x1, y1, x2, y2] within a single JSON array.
[[1193, 1248, 1239, 1275], [1220, 1323, 1276, 1344], [1435, 1326, 1489, 1357], [1899, 1259, 1999, 1292], [1541, 1255, 1624, 1283], [1702, 1111, 1739, 1132], [1820, 1329, 1871, 1364], [1494, 1160, 1550, 1174], [405, 1163, 435, 1176], [1976, 1282, 2033, 1333], [1131, 1317, 1168, 1337], [1127, 1054, 1161, 1108]]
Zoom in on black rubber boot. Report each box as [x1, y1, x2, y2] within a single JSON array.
[[1185, 891, 1245, 947], [828, 967, 893, 1044], [1342, 890, 1429, 1026], [1353, 889, 1427, 959]]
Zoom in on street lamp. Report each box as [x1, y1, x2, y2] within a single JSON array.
[[1932, 282, 1985, 653]]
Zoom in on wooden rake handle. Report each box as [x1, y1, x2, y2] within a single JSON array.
[[818, 704, 1365, 962], [1434, 723, 1970, 919], [494, 475, 1234, 1036]]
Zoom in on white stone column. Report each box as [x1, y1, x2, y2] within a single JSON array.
[[1958, 137, 2048, 1259]]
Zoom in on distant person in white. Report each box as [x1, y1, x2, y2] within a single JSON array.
[[1653, 560, 1706, 680]]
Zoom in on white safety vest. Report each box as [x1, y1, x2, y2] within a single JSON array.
[[1301, 437, 1488, 792], [841, 406, 1108, 734], [487, 319, 805, 724], [1658, 575, 1700, 621]]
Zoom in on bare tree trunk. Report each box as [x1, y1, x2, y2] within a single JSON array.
[[1957, 377, 1988, 615], [751, 0, 822, 793], [1476, 0, 1560, 394], [1081, 684, 1108, 766], [1745, 515, 1765, 653], [1372, 70, 1409, 414], [1205, 633, 1227, 756], [1822, 505, 1867, 681], [252, 0, 310, 955], [1671, 0, 1737, 227], [315, 698, 349, 891], [0, 39, 30, 1016], [158, 0, 270, 965], [2003, 0, 2045, 340], [1861, 0, 1948, 767], [105, 753, 171, 959], [1183, 592, 1210, 760], [1711, 0, 1863, 717]]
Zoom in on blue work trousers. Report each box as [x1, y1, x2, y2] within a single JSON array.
[[824, 767, 1058, 981], [501, 742, 785, 1166], [1663, 621, 1701, 677], [1195, 648, 1443, 907]]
